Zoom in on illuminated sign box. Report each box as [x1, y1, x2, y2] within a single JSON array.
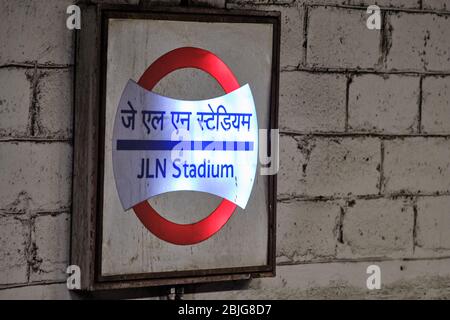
[[72, 4, 280, 291]]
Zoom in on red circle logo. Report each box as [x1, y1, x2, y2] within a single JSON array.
[[133, 47, 241, 245]]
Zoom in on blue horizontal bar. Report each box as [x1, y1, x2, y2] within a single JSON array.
[[117, 140, 254, 151]]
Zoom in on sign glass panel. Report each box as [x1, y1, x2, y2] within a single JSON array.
[[101, 17, 273, 277]]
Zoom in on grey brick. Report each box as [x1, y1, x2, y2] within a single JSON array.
[[278, 136, 380, 197], [0, 283, 73, 299], [423, 0, 450, 10], [190, 0, 225, 7], [280, 72, 346, 133], [384, 138, 450, 194], [0, 216, 28, 285], [387, 12, 450, 72], [0, 142, 72, 212], [0, 0, 74, 65], [185, 259, 450, 299], [348, 0, 420, 8], [307, 6, 381, 69], [277, 200, 340, 263], [422, 76, 450, 134], [339, 198, 414, 258], [0, 68, 32, 137], [30, 213, 70, 282], [348, 74, 420, 134], [36, 69, 73, 138], [416, 196, 450, 254]]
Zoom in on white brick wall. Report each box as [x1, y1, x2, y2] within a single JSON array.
[[278, 136, 380, 197], [307, 6, 381, 69], [348, 74, 420, 134], [29, 213, 70, 282], [280, 72, 347, 132], [339, 198, 414, 258], [36, 69, 73, 139], [1, 0, 450, 299], [0, 142, 72, 212], [0, 216, 28, 285], [0, 0, 73, 65], [422, 76, 450, 134], [0, 68, 32, 137], [186, 258, 450, 299], [348, 0, 420, 8], [277, 200, 341, 263], [387, 12, 450, 72], [423, 0, 450, 10], [384, 138, 450, 194], [416, 196, 450, 254]]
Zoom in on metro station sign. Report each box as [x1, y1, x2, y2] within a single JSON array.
[[113, 47, 258, 245], [71, 5, 280, 291]]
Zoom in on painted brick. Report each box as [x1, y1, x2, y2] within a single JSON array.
[[307, 6, 381, 69], [186, 259, 450, 299], [146, 0, 181, 5], [36, 69, 73, 138], [348, 74, 420, 134], [303, 0, 348, 4], [0, 142, 72, 212], [416, 196, 450, 254], [339, 198, 414, 258], [387, 12, 450, 71], [227, 3, 304, 68], [92, 0, 139, 3], [30, 213, 70, 282], [348, 0, 420, 8], [422, 76, 450, 134], [277, 0, 348, 4], [280, 72, 346, 132], [278, 136, 380, 197], [227, 0, 270, 4], [0, 216, 28, 285], [423, 0, 450, 10], [190, 0, 225, 8], [0, 283, 73, 300], [0, 0, 73, 65], [277, 200, 340, 263], [0, 68, 32, 137], [384, 138, 450, 194]]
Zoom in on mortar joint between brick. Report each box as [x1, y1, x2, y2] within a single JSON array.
[[345, 74, 353, 132], [309, 4, 450, 15], [412, 198, 419, 254], [0, 280, 66, 291], [278, 192, 450, 205], [337, 206, 345, 246], [302, 4, 309, 68], [378, 139, 385, 195], [27, 62, 38, 137], [0, 63, 73, 70], [27, 62, 48, 138], [277, 255, 450, 267], [378, 10, 392, 70], [280, 130, 450, 139], [286, 66, 450, 76], [0, 137, 72, 143], [418, 76, 423, 133], [24, 215, 34, 283], [25, 215, 44, 282]]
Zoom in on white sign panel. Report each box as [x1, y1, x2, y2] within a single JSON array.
[[112, 80, 258, 210]]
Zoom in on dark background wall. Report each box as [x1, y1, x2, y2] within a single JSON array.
[[1, 0, 450, 299]]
